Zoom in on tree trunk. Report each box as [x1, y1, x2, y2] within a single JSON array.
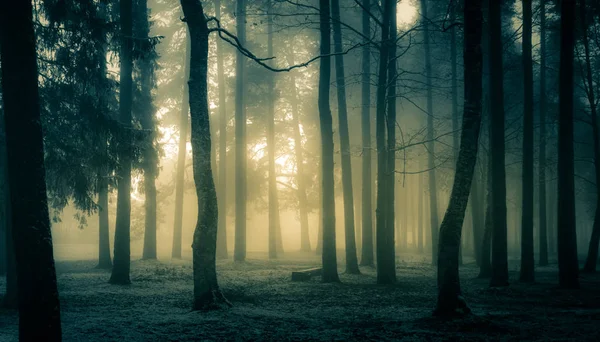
[[519, 0, 535, 282], [97, 167, 112, 268], [557, 0, 579, 289], [418, 166, 424, 253], [488, 0, 508, 288], [0, 0, 62, 337], [375, 0, 396, 285], [1, 108, 17, 308], [434, 0, 483, 316], [287, 53, 311, 252], [538, 0, 548, 267], [421, 0, 440, 266], [180, 0, 231, 310], [331, 0, 360, 274], [386, 0, 398, 268], [318, 0, 340, 283], [138, 0, 158, 261], [110, 0, 134, 284], [234, 0, 247, 263], [266, 1, 281, 259], [470, 165, 484, 266], [360, 0, 374, 267], [172, 33, 190, 260], [215, 0, 228, 260]]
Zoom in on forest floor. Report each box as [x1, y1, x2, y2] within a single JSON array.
[[2, 251, 600, 341]]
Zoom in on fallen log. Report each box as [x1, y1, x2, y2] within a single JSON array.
[[291, 267, 323, 281]]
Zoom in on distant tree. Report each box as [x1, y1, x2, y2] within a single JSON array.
[[0, 0, 62, 337], [179, 0, 231, 310], [331, 0, 359, 274], [234, 0, 248, 263], [360, 0, 374, 267], [319, 0, 340, 283], [434, 0, 483, 316], [110, 0, 134, 285], [538, 0, 549, 267], [519, 0, 535, 283], [488, 0, 509, 288], [556, 0, 579, 289], [172, 32, 190, 260]]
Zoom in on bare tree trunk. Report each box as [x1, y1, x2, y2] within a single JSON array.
[[97, 166, 112, 268], [359, 0, 373, 265], [215, 0, 228, 260], [386, 0, 398, 269], [488, 0, 508, 288], [434, 0, 482, 316], [470, 165, 484, 266], [180, 0, 231, 310], [418, 166, 424, 253], [234, 0, 247, 263], [557, 0, 579, 289], [0, 0, 62, 336], [331, 0, 359, 274], [519, 0, 535, 282], [137, 0, 158, 261], [537, 0, 548, 267], [110, 0, 134, 285]]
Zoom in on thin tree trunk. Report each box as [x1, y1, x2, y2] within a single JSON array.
[[319, 0, 340, 283], [234, 0, 247, 263], [470, 165, 484, 266], [215, 0, 228, 260], [138, 0, 158, 261], [418, 167, 424, 253], [375, 0, 396, 285], [110, 0, 134, 285], [386, 0, 398, 271], [434, 0, 483, 316], [0, 0, 62, 336], [519, 0, 535, 282], [97, 167, 112, 268], [172, 33, 190, 260], [331, 0, 359, 274], [488, 0, 509, 287], [267, 1, 281, 259], [421, 0, 440, 266], [180, 0, 231, 310], [538, 0, 548, 267], [557, 0, 579, 289], [360, 0, 373, 266]]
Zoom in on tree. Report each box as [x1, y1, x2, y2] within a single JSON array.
[[215, 0, 228, 260], [557, 0, 579, 289], [267, 0, 282, 259], [331, 0, 359, 274], [580, 0, 600, 273], [172, 32, 190, 260], [488, 0, 508, 288], [137, 0, 159, 261], [319, 0, 340, 283], [434, 0, 483, 316], [386, 0, 398, 269], [234, 0, 247, 263], [538, 0, 549, 267], [376, 0, 396, 285], [110, 0, 134, 285], [421, 0, 440, 266], [519, 0, 535, 282], [360, 0, 374, 267], [180, 0, 231, 310], [0, 0, 62, 337]]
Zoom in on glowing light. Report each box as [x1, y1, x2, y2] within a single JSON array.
[[397, 1, 418, 27]]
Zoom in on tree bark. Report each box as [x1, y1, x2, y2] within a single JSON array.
[[375, 0, 396, 285], [488, 0, 509, 287], [1, 106, 17, 308], [318, 0, 340, 283], [470, 165, 484, 266], [538, 0, 548, 267], [180, 0, 231, 310], [360, 0, 374, 266], [0, 0, 62, 337], [110, 0, 134, 284], [434, 0, 482, 316], [138, 0, 158, 261], [215, 0, 228, 260], [234, 0, 247, 263], [386, 0, 398, 267], [519, 0, 535, 282], [97, 166, 112, 268], [172, 32, 190, 260], [557, 0, 579, 289], [331, 0, 360, 274]]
